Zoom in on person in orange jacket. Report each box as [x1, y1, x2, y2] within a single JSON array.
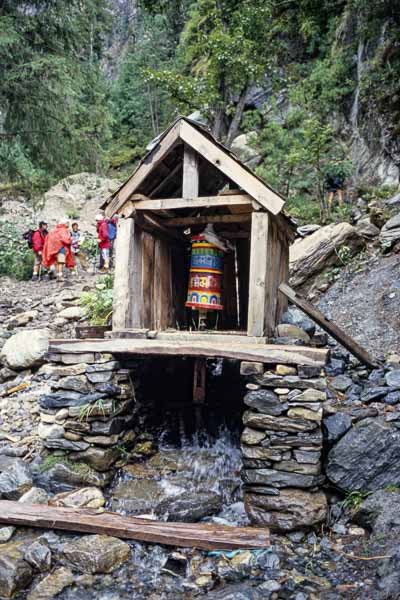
[[42, 218, 75, 283]]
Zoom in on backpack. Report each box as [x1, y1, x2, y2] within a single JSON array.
[[22, 229, 34, 248], [107, 220, 117, 241]]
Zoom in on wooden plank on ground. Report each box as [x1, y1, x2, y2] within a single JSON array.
[[0, 501, 269, 550], [49, 338, 329, 366], [279, 282, 377, 368]]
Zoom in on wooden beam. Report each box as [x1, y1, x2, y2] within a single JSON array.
[[163, 213, 251, 227], [180, 120, 284, 215], [183, 144, 199, 197], [123, 194, 255, 213], [247, 212, 270, 337], [105, 121, 182, 218], [278, 283, 377, 368], [134, 213, 188, 245], [112, 218, 141, 330], [49, 338, 329, 367], [0, 501, 269, 550]]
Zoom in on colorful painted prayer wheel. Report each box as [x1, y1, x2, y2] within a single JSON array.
[[185, 235, 224, 311]]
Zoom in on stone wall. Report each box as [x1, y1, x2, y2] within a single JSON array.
[[38, 351, 329, 533], [240, 361, 328, 532], [38, 352, 137, 472]]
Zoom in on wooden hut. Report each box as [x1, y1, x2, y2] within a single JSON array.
[[102, 116, 296, 342]]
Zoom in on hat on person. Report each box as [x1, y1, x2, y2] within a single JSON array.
[[95, 214, 104, 221], [60, 217, 70, 225]]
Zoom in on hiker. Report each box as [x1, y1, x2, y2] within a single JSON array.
[[95, 213, 110, 273], [42, 218, 75, 283], [71, 222, 87, 272], [30, 221, 48, 281], [107, 215, 118, 268], [326, 163, 346, 210]]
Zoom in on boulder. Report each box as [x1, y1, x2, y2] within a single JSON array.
[[156, 491, 223, 522], [289, 222, 364, 286], [62, 535, 130, 573], [0, 459, 32, 499], [354, 490, 400, 534], [68, 447, 120, 471], [231, 132, 260, 162], [280, 308, 316, 336], [50, 486, 105, 509], [35, 461, 112, 494], [356, 217, 380, 239], [27, 567, 73, 600], [0, 541, 33, 598], [380, 213, 400, 245], [326, 417, 400, 491], [57, 307, 85, 320], [0, 329, 49, 370], [245, 488, 327, 531], [323, 413, 352, 442]]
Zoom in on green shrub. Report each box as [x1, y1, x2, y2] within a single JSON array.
[[79, 274, 113, 325], [0, 222, 34, 280]]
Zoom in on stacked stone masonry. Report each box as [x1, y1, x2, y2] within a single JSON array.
[[240, 361, 328, 532], [38, 353, 137, 472]]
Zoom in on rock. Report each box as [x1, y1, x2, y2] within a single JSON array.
[[57, 306, 85, 320], [51, 375, 91, 393], [323, 413, 352, 442], [289, 222, 364, 286], [0, 329, 49, 370], [62, 535, 130, 573], [330, 374, 352, 392], [386, 370, 400, 388], [156, 491, 223, 522], [109, 479, 170, 514], [276, 365, 297, 376], [243, 410, 318, 433], [69, 447, 120, 471], [385, 391, 400, 405], [288, 388, 326, 402], [380, 213, 400, 244], [275, 324, 310, 343], [90, 416, 126, 436], [0, 528, 15, 543], [293, 450, 321, 464], [280, 308, 316, 336], [0, 459, 32, 499], [242, 468, 323, 489], [207, 583, 263, 599], [243, 390, 286, 416], [326, 417, 400, 491], [86, 371, 113, 384], [241, 427, 266, 446], [387, 192, 400, 206], [38, 363, 87, 378], [287, 407, 322, 421], [240, 362, 264, 376], [6, 310, 38, 328], [297, 224, 321, 237], [360, 386, 389, 403], [19, 487, 49, 504], [356, 217, 380, 239], [0, 541, 33, 598], [258, 374, 327, 391], [231, 132, 260, 161], [273, 460, 321, 475], [24, 541, 52, 572], [242, 445, 284, 462], [245, 488, 327, 531], [40, 391, 106, 410], [27, 566, 73, 600], [35, 461, 112, 494], [38, 423, 64, 441], [354, 490, 400, 534], [50, 486, 105, 509], [44, 438, 89, 451]]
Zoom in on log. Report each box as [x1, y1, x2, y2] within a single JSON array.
[[48, 338, 329, 366], [0, 501, 269, 550], [279, 282, 377, 368]]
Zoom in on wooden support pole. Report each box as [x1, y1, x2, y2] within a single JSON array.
[[183, 144, 199, 198], [193, 357, 207, 429], [247, 212, 270, 337]]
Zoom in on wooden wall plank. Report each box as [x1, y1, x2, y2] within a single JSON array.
[[183, 144, 199, 197], [141, 232, 155, 328], [247, 212, 270, 337], [112, 218, 142, 330]]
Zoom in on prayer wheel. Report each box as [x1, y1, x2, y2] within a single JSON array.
[[185, 234, 224, 312]]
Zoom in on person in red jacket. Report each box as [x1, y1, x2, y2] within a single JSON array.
[[95, 213, 110, 272], [31, 221, 48, 281], [42, 218, 75, 283]]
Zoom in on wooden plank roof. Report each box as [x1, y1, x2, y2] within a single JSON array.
[[102, 117, 295, 228]]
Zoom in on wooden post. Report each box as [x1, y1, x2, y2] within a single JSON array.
[[112, 217, 142, 330], [183, 144, 199, 198], [193, 358, 206, 429], [247, 212, 270, 337]]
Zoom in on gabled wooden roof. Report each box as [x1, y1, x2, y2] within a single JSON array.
[[102, 117, 289, 218]]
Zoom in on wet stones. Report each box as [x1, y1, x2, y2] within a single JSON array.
[[62, 535, 130, 573], [241, 362, 327, 532]]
